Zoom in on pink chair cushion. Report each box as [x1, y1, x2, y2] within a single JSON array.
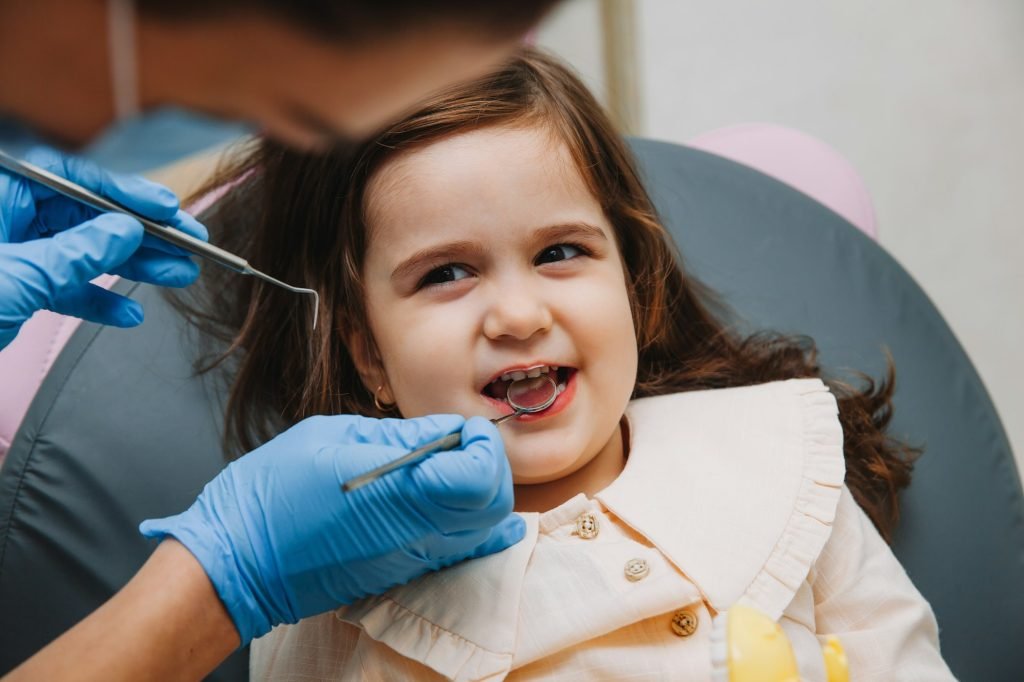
[[687, 123, 878, 239]]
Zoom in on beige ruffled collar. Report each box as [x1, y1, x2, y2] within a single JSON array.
[[598, 377, 845, 618]]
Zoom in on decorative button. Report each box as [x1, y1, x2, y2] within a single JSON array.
[[624, 558, 650, 582], [572, 512, 599, 539], [670, 609, 698, 637]]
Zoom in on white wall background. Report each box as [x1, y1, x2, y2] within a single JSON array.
[[538, 0, 1024, 471]]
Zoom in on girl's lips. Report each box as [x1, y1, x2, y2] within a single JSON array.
[[492, 369, 577, 423]]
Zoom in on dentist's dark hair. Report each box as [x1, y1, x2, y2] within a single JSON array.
[[176, 47, 915, 543], [137, 0, 558, 43]]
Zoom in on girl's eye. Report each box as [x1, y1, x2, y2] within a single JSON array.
[[535, 243, 584, 265], [419, 264, 471, 288]]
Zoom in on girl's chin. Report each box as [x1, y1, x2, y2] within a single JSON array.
[[507, 452, 586, 484], [503, 428, 593, 479]]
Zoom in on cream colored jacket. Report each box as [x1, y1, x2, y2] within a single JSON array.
[[251, 379, 954, 681]]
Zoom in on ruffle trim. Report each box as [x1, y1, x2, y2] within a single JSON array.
[[738, 379, 846, 619], [337, 597, 513, 681]]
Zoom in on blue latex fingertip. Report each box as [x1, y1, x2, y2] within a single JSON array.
[[462, 415, 502, 442], [504, 514, 527, 542], [378, 413, 465, 451], [172, 210, 209, 242], [107, 173, 180, 219], [420, 413, 465, 432], [125, 303, 145, 326], [156, 185, 178, 207], [105, 300, 145, 328], [119, 174, 178, 208]]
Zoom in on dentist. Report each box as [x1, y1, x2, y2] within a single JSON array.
[[0, 1, 554, 679]]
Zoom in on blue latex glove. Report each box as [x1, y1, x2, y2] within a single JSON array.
[[140, 414, 523, 645], [0, 147, 208, 349]]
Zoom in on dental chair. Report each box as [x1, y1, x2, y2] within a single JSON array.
[[1, 134, 1021, 681]]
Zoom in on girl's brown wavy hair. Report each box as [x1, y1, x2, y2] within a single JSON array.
[[176, 48, 916, 542]]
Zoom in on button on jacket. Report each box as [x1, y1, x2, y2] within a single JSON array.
[[252, 379, 954, 681]]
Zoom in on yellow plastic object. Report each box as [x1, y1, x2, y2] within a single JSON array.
[[721, 606, 851, 682], [725, 605, 800, 682], [821, 636, 850, 682]]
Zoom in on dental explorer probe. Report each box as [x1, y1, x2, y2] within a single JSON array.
[[341, 374, 559, 493], [0, 149, 320, 329]]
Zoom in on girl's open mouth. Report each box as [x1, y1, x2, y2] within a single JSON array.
[[482, 366, 576, 417]]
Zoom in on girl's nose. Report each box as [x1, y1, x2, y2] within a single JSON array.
[[482, 287, 554, 342]]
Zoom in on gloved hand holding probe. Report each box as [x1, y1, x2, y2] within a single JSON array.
[[141, 414, 523, 645], [0, 147, 207, 349]]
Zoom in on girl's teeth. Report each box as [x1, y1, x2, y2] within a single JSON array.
[[498, 365, 557, 383]]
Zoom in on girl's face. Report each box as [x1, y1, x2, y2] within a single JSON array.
[[357, 125, 638, 485]]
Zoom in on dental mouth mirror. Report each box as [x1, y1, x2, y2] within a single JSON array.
[[491, 374, 559, 425], [0, 148, 320, 330], [342, 374, 558, 493]]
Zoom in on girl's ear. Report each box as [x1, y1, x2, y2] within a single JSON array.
[[346, 328, 393, 402]]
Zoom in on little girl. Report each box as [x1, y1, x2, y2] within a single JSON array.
[[181, 49, 954, 680]]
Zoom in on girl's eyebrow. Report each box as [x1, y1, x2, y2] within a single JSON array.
[[532, 221, 609, 245], [391, 240, 485, 283], [390, 222, 609, 283]]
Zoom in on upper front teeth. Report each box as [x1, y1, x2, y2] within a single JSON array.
[[500, 365, 556, 382]]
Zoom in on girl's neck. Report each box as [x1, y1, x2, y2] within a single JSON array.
[[513, 418, 630, 513]]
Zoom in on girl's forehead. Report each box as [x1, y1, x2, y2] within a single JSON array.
[[365, 125, 605, 249]]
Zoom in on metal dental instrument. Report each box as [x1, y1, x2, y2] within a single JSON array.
[[494, 374, 559, 424], [0, 148, 320, 330], [341, 374, 559, 493]]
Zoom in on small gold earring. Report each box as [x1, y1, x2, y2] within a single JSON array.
[[374, 385, 396, 413]]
